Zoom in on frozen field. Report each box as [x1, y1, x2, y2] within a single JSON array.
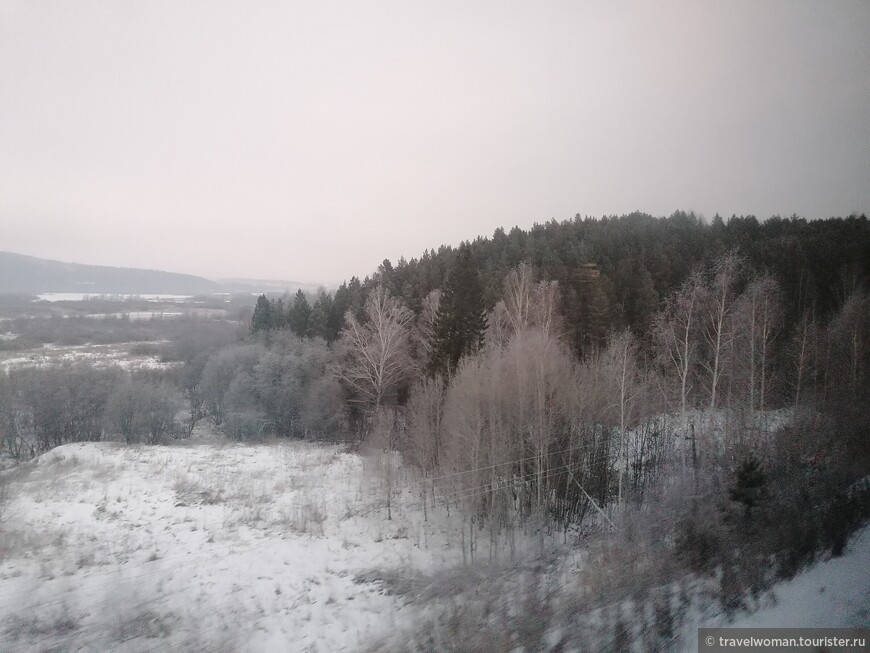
[[35, 294, 195, 303], [0, 439, 475, 652], [0, 342, 174, 373]]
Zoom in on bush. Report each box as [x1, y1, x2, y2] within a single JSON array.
[[823, 490, 862, 557], [729, 455, 765, 519], [674, 511, 723, 573]]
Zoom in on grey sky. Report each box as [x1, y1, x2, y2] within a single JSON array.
[[1, 0, 868, 284]]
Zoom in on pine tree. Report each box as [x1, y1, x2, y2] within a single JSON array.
[[730, 454, 765, 518], [576, 271, 614, 356], [287, 289, 312, 337], [430, 244, 488, 376], [308, 290, 333, 341], [251, 294, 275, 333]]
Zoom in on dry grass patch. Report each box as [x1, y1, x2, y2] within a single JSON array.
[[172, 474, 223, 506]]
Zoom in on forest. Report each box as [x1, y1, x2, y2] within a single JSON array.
[[1, 211, 869, 647]]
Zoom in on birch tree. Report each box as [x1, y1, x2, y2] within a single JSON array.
[[502, 262, 534, 333], [829, 290, 870, 402], [334, 285, 414, 414], [603, 330, 642, 504], [405, 375, 446, 474], [792, 310, 816, 407], [735, 274, 782, 411], [700, 254, 742, 410], [653, 272, 703, 468]]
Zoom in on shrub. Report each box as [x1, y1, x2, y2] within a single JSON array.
[[729, 454, 766, 519], [674, 511, 722, 573]]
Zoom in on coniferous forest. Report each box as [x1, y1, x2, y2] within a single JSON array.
[[254, 211, 869, 354]]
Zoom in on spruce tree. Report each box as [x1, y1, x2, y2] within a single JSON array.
[[251, 294, 275, 333], [287, 289, 312, 337], [308, 290, 333, 341], [430, 244, 488, 376], [730, 454, 765, 519]]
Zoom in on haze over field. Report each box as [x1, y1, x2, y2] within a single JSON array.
[[1, 0, 869, 283]]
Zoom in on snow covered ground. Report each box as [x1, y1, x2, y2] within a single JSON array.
[[36, 294, 195, 303], [729, 531, 870, 629], [0, 342, 175, 372], [0, 439, 476, 652], [1, 438, 866, 652], [679, 528, 870, 650]]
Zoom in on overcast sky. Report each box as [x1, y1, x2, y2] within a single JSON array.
[[1, 1, 868, 284]]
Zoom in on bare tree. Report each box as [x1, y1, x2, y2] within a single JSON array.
[[404, 375, 446, 474], [734, 274, 782, 412], [531, 280, 563, 340], [490, 264, 563, 347], [503, 262, 534, 333], [414, 289, 441, 361], [829, 290, 870, 402], [334, 285, 414, 420], [653, 272, 702, 468], [107, 381, 145, 444], [603, 330, 642, 504], [700, 254, 742, 410], [485, 300, 512, 351], [792, 309, 816, 407], [755, 276, 782, 413], [140, 384, 181, 444], [200, 344, 264, 427]]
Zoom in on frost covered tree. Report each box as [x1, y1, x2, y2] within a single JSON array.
[[140, 383, 181, 444], [254, 333, 345, 437], [699, 254, 742, 410], [200, 344, 264, 426], [334, 285, 414, 419], [828, 290, 870, 402], [413, 289, 441, 362], [602, 330, 642, 504], [653, 272, 703, 467], [404, 375, 446, 474], [734, 274, 782, 412]]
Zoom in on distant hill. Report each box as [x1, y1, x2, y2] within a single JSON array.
[[217, 278, 326, 295], [0, 251, 221, 295]]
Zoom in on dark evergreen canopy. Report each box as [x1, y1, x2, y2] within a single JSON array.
[[429, 243, 488, 376]]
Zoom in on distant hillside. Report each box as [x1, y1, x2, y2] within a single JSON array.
[[0, 252, 221, 295], [217, 278, 325, 295]]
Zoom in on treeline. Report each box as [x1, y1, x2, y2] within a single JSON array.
[[3, 212, 869, 490], [0, 319, 239, 459], [1, 366, 183, 460], [252, 211, 869, 354], [334, 255, 869, 516], [237, 211, 869, 572]]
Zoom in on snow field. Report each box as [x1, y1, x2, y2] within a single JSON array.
[[2, 430, 866, 652], [0, 440, 476, 651], [0, 342, 175, 372]]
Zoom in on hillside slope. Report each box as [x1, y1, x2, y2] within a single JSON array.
[[0, 251, 220, 295]]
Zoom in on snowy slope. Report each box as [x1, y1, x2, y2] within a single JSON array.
[[2, 439, 866, 652], [0, 440, 472, 652], [682, 527, 870, 650], [729, 528, 870, 629]]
